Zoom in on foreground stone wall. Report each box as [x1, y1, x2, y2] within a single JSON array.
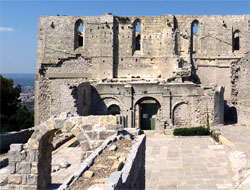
[[7, 114, 125, 190], [106, 134, 146, 190], [0, 128, 34, 153]]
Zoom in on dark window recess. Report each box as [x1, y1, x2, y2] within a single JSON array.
[[78, 23, 83, 47], [75, 20, 84, 48], [134, 20, 141, 51], [136, 34, 141, 51], [233, 31, 240, 51]]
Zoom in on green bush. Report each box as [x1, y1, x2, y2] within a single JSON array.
[[173, 126, 209, 136]]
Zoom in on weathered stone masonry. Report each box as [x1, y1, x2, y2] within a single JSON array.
[[7, 114, 126, 190], [35, 14, 250, 129]]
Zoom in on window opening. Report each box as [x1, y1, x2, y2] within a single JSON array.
[[233, 30, 240, 51], [192, 22, 198, 34], [75, 20, 84, 48], [135, 20, 141, 51]]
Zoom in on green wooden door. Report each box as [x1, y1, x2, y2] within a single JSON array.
[[141, 103, 158, 130]]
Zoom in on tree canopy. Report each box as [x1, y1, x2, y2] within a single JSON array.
[[0, 75, 34, 133]]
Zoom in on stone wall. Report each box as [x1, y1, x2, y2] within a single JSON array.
[[35, 13, 250, 127], [0, 128, 34, 153], [7, 113, 126, 190], [102, 134, 146, 190]]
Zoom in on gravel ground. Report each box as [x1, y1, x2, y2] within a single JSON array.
[[68, 137, 133, 190]]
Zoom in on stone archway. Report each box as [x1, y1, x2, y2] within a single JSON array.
[[173, 102, 191, 128], [7, 113, 124, 190], [134, 97, 161, 130]]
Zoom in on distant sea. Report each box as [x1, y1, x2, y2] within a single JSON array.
[[1, 73, 36, 87]]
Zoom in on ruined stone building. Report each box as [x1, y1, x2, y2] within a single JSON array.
[[35, 14, 250, 131]]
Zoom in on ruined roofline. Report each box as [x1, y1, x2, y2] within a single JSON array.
[[38, 13, 250, 18]]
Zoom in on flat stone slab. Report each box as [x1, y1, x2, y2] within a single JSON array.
[[213, 125, 250, 158], [51, 147, 82, 184], [145, 135, 234, 190]]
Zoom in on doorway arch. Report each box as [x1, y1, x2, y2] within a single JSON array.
[[135, 97, 161, 130], [107, 104, 121, 115]]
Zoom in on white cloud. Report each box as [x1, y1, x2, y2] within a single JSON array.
[[0, 27, 14, 32]]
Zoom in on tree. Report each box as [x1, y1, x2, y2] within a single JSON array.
[[0, 75, 34, 133]]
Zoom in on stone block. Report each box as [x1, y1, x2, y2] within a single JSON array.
[[64, 120, 75, 132], [108, 156, 118, 160], [54, 118, 65, 129], [8, 151, 21, 162], [90, 141, 103, 150], [111, 161, 124, 172], [31, 162, 38, 174], [86, 131, 98, 140], [87, 184, 105, 190], [82, 125, 93, 131], [80, 141, 91, 151], [10, 144, 23, 151], [20, 186, 37, 190], [100, 116, 116, 125], [22, 175, 27, 185], [8, 174, 22, 184], [38, 124, 49, 134], [84, 170, 94, 178], [106, 171, 122, 185], [99, 131, 117, 140], [29, 151, 38, 162], [9, 162, 16, 174], [77, 132, 87, 142], [93, 178, 107, 183], [26, 174, 38, 185], [82, 116, 99, 126], [95, 164, 108, 169], [71, 125, 81, 136], [8, 185, 20, 190], [109, 145, 118, 151], [28, 139, 39, 150], [16, 162, 31, 174], [46, 119, 55, 130], [105, 124, 122, 131], [71, 117, 83, 124]]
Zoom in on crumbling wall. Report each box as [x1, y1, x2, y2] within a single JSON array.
[[35, 79, 90, 125], [7, 114, 125, 190], [35, 14, 249, 126], [236, 53, 250, 125]]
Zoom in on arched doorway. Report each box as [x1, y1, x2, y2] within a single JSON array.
[[135, 97, 160, 130], [107, 104, 121, 115]]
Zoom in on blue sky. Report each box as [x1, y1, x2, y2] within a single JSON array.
[[0, 0, 249, 74]]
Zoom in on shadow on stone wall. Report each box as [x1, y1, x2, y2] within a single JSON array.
[[91, 87, 108, 115], [224, 101, 238, 124]]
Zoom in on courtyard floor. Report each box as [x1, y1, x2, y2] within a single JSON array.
[[145, 134, 234, 190]]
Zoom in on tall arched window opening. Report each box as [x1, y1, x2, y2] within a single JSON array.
[[133, 19, 141, 52], [191, 20, 199, 54], [75, 20, 84, 49], [233, 30, 240, 51]]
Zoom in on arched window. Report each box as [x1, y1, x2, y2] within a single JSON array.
[[134, 19, 141, 51], [233, 30, 240, 51], [75, 20, 84, 49], [191, 20, 199, 54], [192, 22, 198, 34], [107, 105, 121, 115]]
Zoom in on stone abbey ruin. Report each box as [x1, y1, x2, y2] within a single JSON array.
[[35, 13, 250, 130], [4, 13, 250, 190]]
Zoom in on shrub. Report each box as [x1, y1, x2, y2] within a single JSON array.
[[173, 126, 209, 136]]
